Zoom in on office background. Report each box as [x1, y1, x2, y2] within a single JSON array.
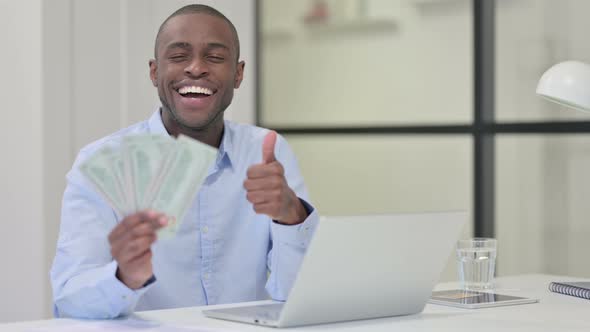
[[1, 0, 590, 323]]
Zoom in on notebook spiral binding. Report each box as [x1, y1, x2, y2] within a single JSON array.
[[549, 282, 590, 300]]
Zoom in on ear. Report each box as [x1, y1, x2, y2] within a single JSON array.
[[234, 61, 245, 89], [149, 59, 158, 87]]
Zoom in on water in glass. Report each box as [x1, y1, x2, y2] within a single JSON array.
[[457, 246, 497, 290]]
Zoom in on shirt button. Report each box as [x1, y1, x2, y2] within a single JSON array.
[[202, 226, 209, 234], [203, 273, 210, 280]]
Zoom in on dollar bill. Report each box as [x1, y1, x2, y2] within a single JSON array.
[[149, 135, 217, 238], [123, 134, 175, 210], [79, 134, 217, 239], [79, 146, 130, 216]]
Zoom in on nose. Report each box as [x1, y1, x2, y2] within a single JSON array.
[[184, 58, 208, 78]]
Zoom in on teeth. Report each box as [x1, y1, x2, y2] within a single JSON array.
[[178, 86, 213, 95]]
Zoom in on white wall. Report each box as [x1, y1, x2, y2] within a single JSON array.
[[1, 0, 256, 322], [0, 0, 46, 322], [42, 0, 74, 324]]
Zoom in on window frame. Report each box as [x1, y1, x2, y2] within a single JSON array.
[[255, 0, 590, 237]]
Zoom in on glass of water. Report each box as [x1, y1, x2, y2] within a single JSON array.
[[456, 238, 497, 291]]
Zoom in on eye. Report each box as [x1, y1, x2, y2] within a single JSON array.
[[168, 54, 188, 63], [207, 55, 225, 63]]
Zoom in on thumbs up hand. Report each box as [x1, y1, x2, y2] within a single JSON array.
[[244, 131, 308, 225]]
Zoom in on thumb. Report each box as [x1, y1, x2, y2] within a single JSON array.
[[262, 130, 277, 164]]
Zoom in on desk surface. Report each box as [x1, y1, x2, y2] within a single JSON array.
[[4, 274, 590, 331]]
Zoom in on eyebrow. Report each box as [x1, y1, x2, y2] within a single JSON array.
[[165, 42, 230, 53], [204, 42, 231, 53], [165, 42, 192, 53]]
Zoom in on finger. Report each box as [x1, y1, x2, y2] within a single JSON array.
[[114, 235, 157, 264], [109, 210, 158, 241], [138, 210, 168, 230], [110, 213, 161, 256], [119, 222, 159, 244], [243, 176, 283, 191], [262, 130, 277, 164], [246, 162, 284, 180], [109, 211, 167, 244], [246, 189, 281, 205], [111, 232, 156, 261], [108, 213, 144, 243], [253, 202, 280, 218]]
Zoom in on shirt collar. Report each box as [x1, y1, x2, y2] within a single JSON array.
[[147, 107, 168, 135], [148, 108, 234, 170], [217, 121, 234, 170]]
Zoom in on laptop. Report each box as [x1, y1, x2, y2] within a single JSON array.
[[203, 211, 467, 328]]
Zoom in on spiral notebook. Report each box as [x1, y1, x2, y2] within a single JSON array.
[[548, 281, 590, 300]]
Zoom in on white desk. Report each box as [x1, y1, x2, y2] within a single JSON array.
[[3, 274, 590, 331]]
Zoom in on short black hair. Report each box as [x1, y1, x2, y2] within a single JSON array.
[[154, 4, 240, 61]]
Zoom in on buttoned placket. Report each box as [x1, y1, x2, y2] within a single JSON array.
[[199, 160, 224, 305]]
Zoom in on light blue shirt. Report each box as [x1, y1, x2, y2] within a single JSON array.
[[50, 110, 319, 319]]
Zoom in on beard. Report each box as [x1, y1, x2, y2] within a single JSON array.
[[160, 96, 226, 132]]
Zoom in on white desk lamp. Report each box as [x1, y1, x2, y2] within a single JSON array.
[[536, 61, 590, 112]]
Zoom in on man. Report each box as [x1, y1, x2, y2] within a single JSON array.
[[50, 4, 318, 319]]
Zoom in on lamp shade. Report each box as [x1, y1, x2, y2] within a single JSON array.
[[536, 61, 590, 112]]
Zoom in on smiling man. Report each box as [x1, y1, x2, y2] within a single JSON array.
[[50, 4, 318, 319]]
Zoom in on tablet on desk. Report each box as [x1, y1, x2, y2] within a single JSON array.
[[429, 289, 539, 309]]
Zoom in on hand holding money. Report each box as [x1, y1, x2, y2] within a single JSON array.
[[108, 211, 168, 289], [244, 131, 308, 225]]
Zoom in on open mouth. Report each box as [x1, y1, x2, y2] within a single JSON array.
[[176, 86, 217, 99]]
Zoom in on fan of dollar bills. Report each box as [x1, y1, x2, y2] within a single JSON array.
[[79, 134, 217, 238]]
